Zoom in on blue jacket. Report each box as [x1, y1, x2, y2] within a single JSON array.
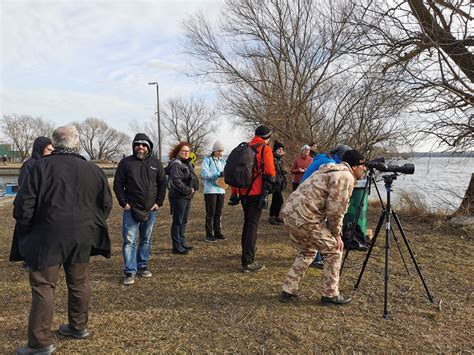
[[201, 155, 226, 194], [301, 153, 341, 183]]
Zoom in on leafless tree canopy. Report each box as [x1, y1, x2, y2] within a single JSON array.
[[348, 0, 473, 150], [73, 117, 130, 161], [0, 114, 54, 161], [162, 97, 217, 156], [183, 0, 416, 156]]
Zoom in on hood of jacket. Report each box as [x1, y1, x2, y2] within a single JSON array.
[[31, 137, 53, 160], [132, 133, 154, 156]]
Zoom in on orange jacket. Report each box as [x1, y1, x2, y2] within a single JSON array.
[[238, 136, 276, 196]]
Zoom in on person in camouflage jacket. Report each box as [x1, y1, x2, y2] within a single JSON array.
[[279, 150, 366, 305]]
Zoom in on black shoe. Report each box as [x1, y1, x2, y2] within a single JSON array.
[[241, 262, 265, 273], [172, 248, 189, 255], [182, 244, 194, 250], [15, 344, 55, 354], [214, 233, 226, 240], [205, 235, 218, 243], [275, 217, 285, 224], [59, 324, 90, 338], [310, 260, 324, 269], [321, 294, 352, 305], [279, 291, 299, 303]]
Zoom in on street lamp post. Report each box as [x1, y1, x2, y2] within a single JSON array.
[[148, 82, 162, 160]]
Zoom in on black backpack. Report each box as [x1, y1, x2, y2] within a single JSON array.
[[342, 222, 368, 251], [224, 142, 264, 189]]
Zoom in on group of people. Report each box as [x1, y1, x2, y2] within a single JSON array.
[[9, 124, 366, 354]]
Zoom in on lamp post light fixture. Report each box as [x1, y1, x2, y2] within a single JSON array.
[[148, 81, 162, 160]]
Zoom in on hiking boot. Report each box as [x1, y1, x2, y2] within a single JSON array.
[[20, 262, 29, 271], [15, 344, 55, 354], [321, 294, 352, 306], [310, 260, 324, 269], [182, 244, 194, 250], [279, 291, 299, 303], [172, 248, 189, 255], [269, 217, 278, 225], [214, 232, 227, 240], [241, 262, 265, 273], [58, 324, 90, 339], [123, 273, 135, 285], [205, 235, 218, 243], [275, 217, 285, 224], [137, 268, 152, 278]]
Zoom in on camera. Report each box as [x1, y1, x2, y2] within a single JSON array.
[[365, 157, 415, 175]]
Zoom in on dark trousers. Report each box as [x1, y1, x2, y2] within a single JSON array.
[[292, 182, 300, 191], [28, 263, 90, 348], [241, 195, 262, 266], [204, 194, 225, 237], [269, 190, 284, 217], [170, 198, 191, 251]]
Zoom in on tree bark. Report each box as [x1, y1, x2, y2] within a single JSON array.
[[455, 173, 474, 216]]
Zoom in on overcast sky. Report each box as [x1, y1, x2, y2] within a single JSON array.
[[1, 0, 247, 155]]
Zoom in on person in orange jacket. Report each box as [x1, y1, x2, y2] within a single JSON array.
[[238, 125, 276, 273]]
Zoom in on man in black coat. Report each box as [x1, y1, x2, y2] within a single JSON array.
[[113, 133, 167, 285], [11, 126, 112, 355]]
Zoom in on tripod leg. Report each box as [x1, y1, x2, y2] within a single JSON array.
[[392, 211, 434, 303], [354, 211, 385, 290], [383, 208, 391, 319], [391, 226, 410, 275]]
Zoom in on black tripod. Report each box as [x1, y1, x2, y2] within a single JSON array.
[[340, 168, 410, 275], [354, 173, 434, 318]]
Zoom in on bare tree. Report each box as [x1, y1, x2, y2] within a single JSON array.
[[348, 0, 473, 150], [0, 114, 54, 161], [183, 0, 415, 156], [73, 118, 130, 161], [161, 97, 217, 155]]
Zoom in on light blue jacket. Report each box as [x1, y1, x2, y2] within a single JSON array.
[[201, 155, 226, 194]]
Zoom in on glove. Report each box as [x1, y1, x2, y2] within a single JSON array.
[[228, 194, 240, 206]]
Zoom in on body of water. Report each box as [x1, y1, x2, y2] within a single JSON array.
[[369, 157, 473, 212]]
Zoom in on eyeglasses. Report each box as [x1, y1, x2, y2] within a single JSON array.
[[134, 143, 148, 148], [180, 149, 190, 153]]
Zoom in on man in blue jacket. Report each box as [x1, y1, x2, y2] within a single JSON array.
[[301, 144, 352, 268]]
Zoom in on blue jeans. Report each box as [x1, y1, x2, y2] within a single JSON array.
[[170, 198, 191, 251], [122, 209, 157, 275]]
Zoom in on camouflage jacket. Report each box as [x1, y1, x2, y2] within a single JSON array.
[[281, 162, 356, 239]]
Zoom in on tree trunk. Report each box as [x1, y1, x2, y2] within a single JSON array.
[[455, 173, 474, 216]]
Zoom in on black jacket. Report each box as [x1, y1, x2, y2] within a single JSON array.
[[10, 152, 112, 270], [18, 137, 52, 187], [113, 133, 167, 210], [167, 157, 199, 200], [273, 155, 287, 191]]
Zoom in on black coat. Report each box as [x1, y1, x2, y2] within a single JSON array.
[[10, 152, 112, 270], [274, 155, 287, 191], [113, 154, 167, 210], [167, 157, 199, 200]]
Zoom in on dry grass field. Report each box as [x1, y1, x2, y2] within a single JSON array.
[[1, 188, 473, 353]]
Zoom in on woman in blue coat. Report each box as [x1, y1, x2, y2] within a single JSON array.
[[201, 140, 227, 242]]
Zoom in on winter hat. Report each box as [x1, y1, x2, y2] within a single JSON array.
[[273, 140, 284, 152], [342, 150, 366, 167], [133, 133, 153, 151], [212, 140, 225, 152], [330, 144, 352, 159], [255, 125, 272, 139], [301, 144, 310, 151]]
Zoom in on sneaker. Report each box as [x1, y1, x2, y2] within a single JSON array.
[[58, 324, 90, 339], [310, 260, 324, 269], [137, 268, 152, 278], [205, 235, 218, 243], [321, 294, 352, 305], [123, 273, 135, 285], [182, 244, 194, 250], [15, 344, 55, 354], [172, 248, 189, 255], [279, 291, 299, 303], [20, 262, 29, 271], [241, 262, 265, 273], [214, 233, 227, 240]]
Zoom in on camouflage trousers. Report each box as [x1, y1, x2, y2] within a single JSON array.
[[282, 219, 342, 298]]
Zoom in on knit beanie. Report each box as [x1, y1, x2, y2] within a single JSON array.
[[212, 140, 225, 152], [330, 144, 352, 159], [342, 150, 366, 167], [273, 140, 284, 152], [255, 125, 272, 139]]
